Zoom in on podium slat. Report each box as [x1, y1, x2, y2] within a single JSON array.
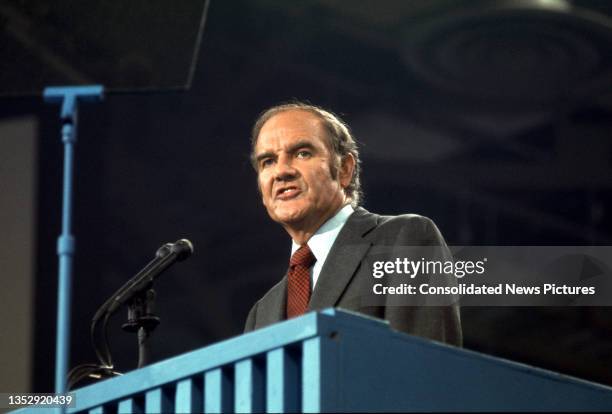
[[204, 367, 233, 413], [302, 337, 321, 413], [145, 387, 173, 413], [117, 397, 142, 414], [266, 347, 300, 413], [175, 377, 203, 413], [234, 358, 265, 413]]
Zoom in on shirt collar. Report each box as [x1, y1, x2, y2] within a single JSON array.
[[291, 204, 354, 261]]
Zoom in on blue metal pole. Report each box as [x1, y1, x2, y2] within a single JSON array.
[[44, 86, 104, 402], [55, 122, 76, 395]]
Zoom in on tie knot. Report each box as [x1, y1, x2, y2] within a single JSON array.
[[290, 244, 316, 268]]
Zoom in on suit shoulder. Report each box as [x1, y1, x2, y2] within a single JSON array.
[[371, 213, 446, 244], [376, 212, 438, 231], [244, 277, 286, 332], [377, 212, 433, 224], [253, 277, 286, 308]]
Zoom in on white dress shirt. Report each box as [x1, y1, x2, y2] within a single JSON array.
[[290, 204, 354, 289]]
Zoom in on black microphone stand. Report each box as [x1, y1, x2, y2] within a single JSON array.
[[121, 285, 160, 368], [67, 239, 193, 389]]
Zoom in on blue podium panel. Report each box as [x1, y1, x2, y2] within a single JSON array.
[[12, 309, 612, 413]]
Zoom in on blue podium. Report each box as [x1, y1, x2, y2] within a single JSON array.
[[15, 309, 612, 412]]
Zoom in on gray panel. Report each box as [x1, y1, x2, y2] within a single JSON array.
[[0, 116, 36, 394]]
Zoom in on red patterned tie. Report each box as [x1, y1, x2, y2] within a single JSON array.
[[286, 244, 316, 319]]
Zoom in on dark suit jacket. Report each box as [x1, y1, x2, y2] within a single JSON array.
[[244, 207, 462, 346]]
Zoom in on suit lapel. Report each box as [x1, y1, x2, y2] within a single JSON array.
[[308, 207, 378, 311]]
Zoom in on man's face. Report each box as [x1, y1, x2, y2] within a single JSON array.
[[254, 110, 351, 233]]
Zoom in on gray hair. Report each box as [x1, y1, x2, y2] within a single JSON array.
[[250, 102, 363, 207]]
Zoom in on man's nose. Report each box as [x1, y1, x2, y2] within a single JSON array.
[[274, 155, 297, 181]]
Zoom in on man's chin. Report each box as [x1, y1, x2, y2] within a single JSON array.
[[270, 208, 307, 226], [276, 214, 306, 226]]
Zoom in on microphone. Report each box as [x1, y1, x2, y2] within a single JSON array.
[[154, 239, 193, 261], [95, 239, 194, 319]]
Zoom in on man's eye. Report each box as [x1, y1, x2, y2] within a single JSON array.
[[296, 150, 311, 158], [260, 159, 274, 168]]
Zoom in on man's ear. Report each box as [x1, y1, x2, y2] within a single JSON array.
[[339, 153, 355, 188]]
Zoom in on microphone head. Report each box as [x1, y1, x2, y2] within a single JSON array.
[[172, 239, 194, 261], [156, 243, 173, 258]]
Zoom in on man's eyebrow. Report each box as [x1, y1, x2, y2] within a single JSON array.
[[287, 140, 316, 153], [255, 151, 275, 163]]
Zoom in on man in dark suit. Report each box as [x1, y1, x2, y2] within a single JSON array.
[[244, 102, 462, 347]]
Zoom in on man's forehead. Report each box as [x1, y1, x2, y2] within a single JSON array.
[[260, 109, 321, 132], [256, 110, 326, 150]]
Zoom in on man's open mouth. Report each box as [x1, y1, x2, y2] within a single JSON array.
[[276, 186, 301, 200]]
